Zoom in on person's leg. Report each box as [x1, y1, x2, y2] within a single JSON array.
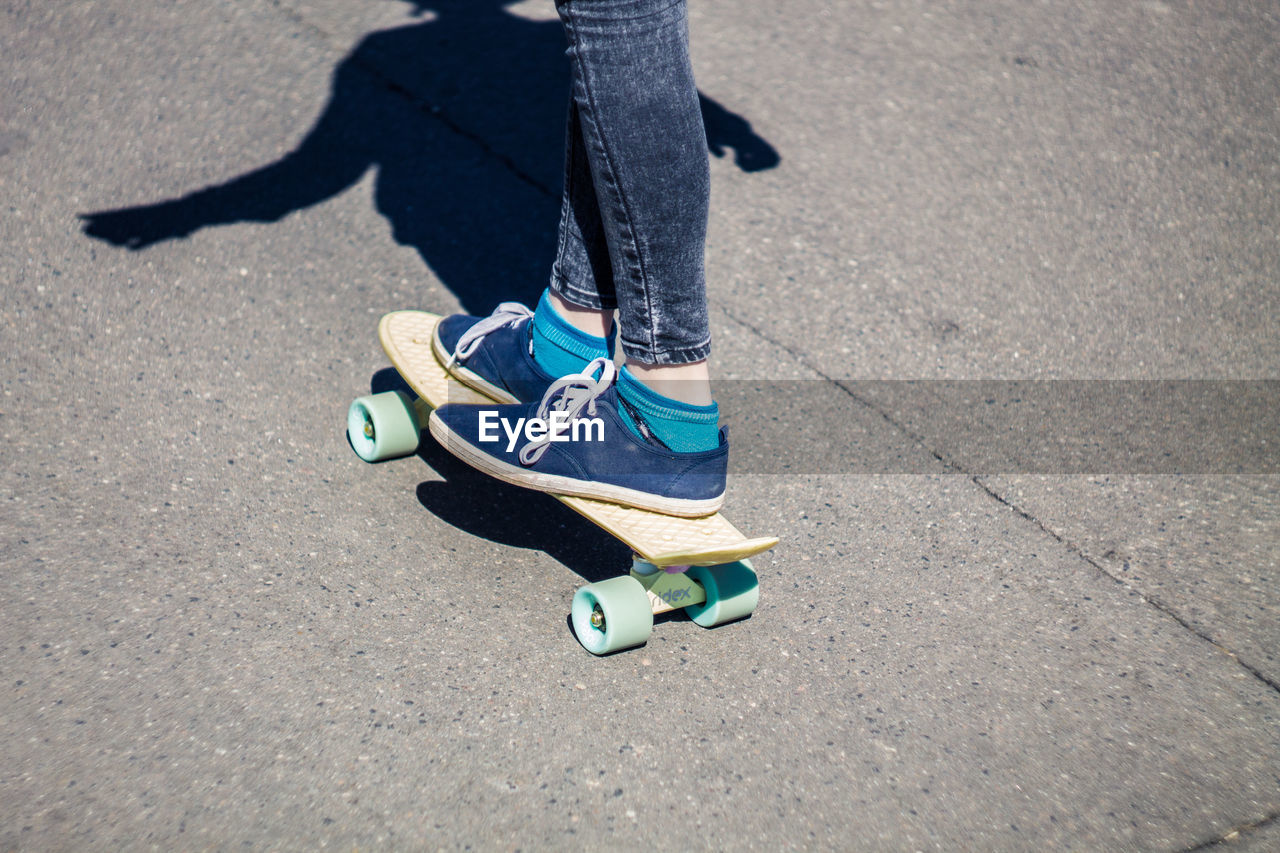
[[554, 0, 714, 416], [548, 96, 616, 336], [428, 0, 727, 513], [463, 0, 712, 401]]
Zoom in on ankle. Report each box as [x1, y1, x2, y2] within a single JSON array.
[[549, 290, 613, 341], [531, 289, 612, 379], [616, 365, 719, 453], [624, 359, 713, 407]]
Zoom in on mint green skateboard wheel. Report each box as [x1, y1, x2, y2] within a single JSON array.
[[685, 560, 759, 627], [347, 391, 420, 462], [571, 576, 653, 655]]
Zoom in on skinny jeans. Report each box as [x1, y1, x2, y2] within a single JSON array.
[[551, 0, 711, 365]]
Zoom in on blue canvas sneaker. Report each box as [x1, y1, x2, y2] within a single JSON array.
[[428, 358, 727, 517], [432, 302, 556, 404]]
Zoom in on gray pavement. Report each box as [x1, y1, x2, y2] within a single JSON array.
[[3, 0, 1278, 849]]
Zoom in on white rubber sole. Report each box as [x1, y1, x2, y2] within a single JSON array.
[[428, 411, 725, 518]]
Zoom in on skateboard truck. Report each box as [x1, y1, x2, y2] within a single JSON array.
[[565, 557, 761, 655], [580, 562, 705, 636], [629, 559, 706, 615]]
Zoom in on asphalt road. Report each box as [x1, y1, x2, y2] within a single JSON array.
[[3, 0, 1278, 849]]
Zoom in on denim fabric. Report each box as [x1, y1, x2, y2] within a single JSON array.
[[551, 0, 711, 365]]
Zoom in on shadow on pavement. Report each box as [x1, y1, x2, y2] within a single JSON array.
[[87, 0, 778, 573], [79, 0, 779, 315], [369, 367, 631, 581]]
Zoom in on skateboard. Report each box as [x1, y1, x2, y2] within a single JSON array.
[[347, 310, 779, 654]]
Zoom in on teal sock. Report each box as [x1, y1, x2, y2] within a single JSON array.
[[530, 289, 611, 378], [616, 366, 720, 453]]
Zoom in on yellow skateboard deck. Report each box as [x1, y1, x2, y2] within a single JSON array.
[[378, 310, 779, 568]]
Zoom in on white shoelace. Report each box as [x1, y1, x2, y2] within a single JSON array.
[[518, 357, 616, 466], [448, 302, 534, 368]]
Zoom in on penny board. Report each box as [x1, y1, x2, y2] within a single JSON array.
[[379, 310, 779, 567]]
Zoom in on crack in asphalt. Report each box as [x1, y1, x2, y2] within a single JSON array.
[[715, 305, 1280, 700], [972, 476, 1280, 697], [1183, 809, 1280, 851]]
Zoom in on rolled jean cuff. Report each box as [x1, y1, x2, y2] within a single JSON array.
[[551, 271, 618, 311]]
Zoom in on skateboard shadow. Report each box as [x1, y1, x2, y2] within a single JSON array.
[[414, 444, 631, 583], [371, 368, 630, 580], [78, 0, 780, 315]]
